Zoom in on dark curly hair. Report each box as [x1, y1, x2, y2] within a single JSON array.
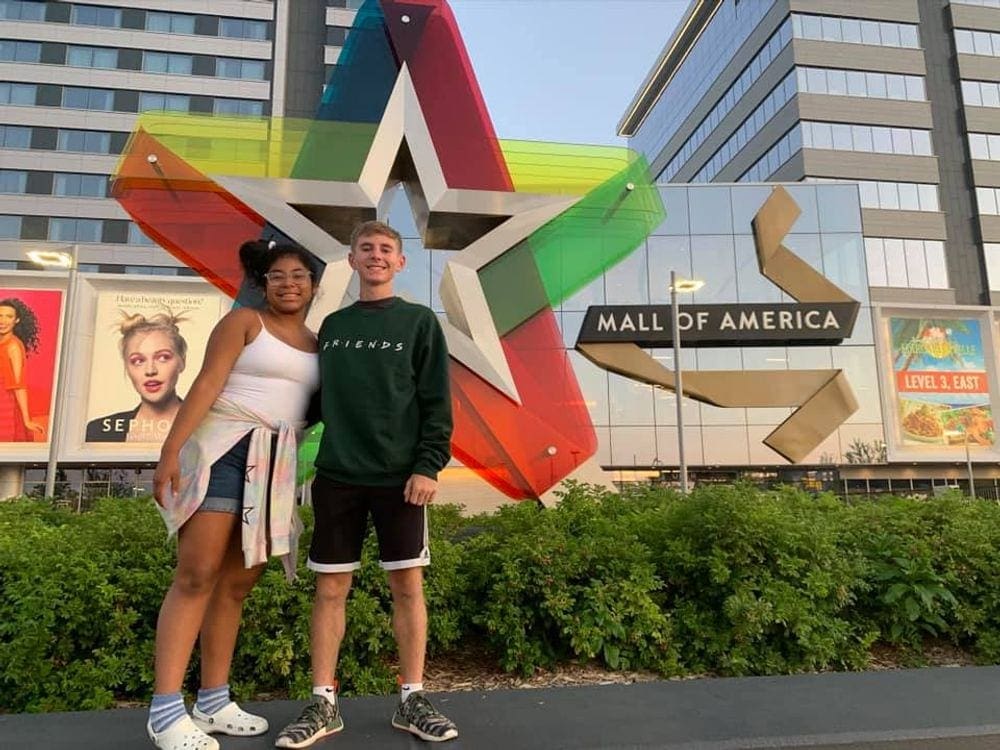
[[0, 298, 40, 354], [238, 239, 321, 289]]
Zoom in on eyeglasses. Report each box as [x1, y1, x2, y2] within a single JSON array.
[[264, 270, 312, 285]]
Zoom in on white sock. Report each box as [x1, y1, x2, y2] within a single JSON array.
[[313, 685, 336, 707], [400, 682, 424, 703]]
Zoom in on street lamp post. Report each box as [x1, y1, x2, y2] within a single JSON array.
[[965, 428, 976, 500], [670, 272, 704, 494], [31, 245, 80, 500]]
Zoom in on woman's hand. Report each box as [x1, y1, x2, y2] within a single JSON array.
[[153, 451, 180, 508], [23, 419, 43, 435]]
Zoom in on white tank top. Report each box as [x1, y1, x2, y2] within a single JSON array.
[[219, 317, 319, 424]]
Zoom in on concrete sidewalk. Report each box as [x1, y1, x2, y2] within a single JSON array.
[[2, 666, 1000, 749]]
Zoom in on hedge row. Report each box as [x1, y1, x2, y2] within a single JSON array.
[[3, 483, 1000, 712]]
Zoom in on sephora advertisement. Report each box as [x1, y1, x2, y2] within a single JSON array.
[[85, 290, 225, 445], [882, 314, 998, 460], [0, 288, 62, 444]]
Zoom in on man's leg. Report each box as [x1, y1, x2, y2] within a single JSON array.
[[276, 477, 365, 749], [311, 572, 353, 687], [387, 567, 427, 685]]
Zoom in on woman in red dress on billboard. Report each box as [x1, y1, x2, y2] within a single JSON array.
[[0, 298, 45, 441]]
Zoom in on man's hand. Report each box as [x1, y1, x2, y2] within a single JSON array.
[[404, 474, 437, 505]]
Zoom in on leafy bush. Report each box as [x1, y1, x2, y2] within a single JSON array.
[[5, 485, 1000, 712]]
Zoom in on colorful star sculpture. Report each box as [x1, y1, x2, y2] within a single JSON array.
[[111, 0, 664, 502]]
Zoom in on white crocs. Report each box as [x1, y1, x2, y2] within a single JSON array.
[[147, 715, 220, 750], [192, 701, 269, 737]]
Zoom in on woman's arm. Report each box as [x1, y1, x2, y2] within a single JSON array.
[[153, 308, 257, 504], [6, 342, 42, 433]]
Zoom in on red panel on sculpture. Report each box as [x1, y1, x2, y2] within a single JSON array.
[[382, 0, 513, 191], [451, 308, 597, 499], [112, 130, 265, 298]]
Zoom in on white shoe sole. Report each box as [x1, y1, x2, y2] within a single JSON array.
[[391, 717, 459, 742], [274, 723, 344, 749]]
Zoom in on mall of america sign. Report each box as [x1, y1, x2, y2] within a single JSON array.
[[575, 185, 861, 463]]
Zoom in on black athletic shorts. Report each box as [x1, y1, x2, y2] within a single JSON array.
[[307, 474, 430, 573]]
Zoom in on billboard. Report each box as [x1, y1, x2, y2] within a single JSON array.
[[84, 289, 225, 446], [881, 313, 997, 460], [0, 288, 62, 444]]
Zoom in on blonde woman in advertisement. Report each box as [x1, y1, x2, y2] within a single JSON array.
[[147, 241, 320, 750], [0, 297, 45, 441], [85, 311, 188, 443]]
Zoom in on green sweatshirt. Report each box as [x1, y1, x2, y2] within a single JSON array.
[[315, 297, 453, 486]]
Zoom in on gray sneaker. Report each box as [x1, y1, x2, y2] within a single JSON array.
[[391, 692, 458, 742], [274, 697, 343, 748]]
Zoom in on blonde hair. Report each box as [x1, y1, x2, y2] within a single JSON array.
[[117, 309, 189, 361], [350, 220, 402, 252]]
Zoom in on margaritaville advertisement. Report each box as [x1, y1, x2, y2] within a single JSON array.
[[887, 315, 996, 458]]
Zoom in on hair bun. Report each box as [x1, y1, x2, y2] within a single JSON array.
[[239, 239, 272, 284]]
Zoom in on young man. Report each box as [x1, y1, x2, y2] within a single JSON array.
[[276, 220, 456, 747]]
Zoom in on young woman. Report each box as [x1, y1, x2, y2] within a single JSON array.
[[85, 310, 188, 443], [147, 241, 320, 750], [0, 297, 45, 441]]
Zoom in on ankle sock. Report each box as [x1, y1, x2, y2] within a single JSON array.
[[195, 684, 230, 716], [400, 682, 424, 703], [149, 692, 186, 734], [313, 685, 337, 707]]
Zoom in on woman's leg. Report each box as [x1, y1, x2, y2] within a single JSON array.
[[154, 511, 239, 694], [199, 525, 266, 689]]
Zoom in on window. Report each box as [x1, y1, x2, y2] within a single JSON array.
[[62, 87, 114, 111], [49, 217, 103, 243], [802, 122, 933, 156], [799, 67, 928, 101], [0, 169, 26, 193], [219, 18, 268, 40], [71, 5, 121, 28], [215, 58, 266, 80], [985, 243, 1000, 290], [792, 14, 920, 48], [48, 218, 104, 242], [955, 28, 1000, 57], [977, 187, 1000, 215], [57, 129, 113, 153], [213, 98, 264, 116], [66, 45, 118, 69], [54, 172, 107, 198], [865, 238, 948, 289], [146, 12, 196, 35], [0, 1, 45, 21], [854, 180, 939, 211], [0, 125, 31, 148], [969, 132, 1000, 160], [0, 40, 40, 62], [692, 70, 797, 182], [738, 126, 803, 183], [128, 222, 156, 246], [0, 82, 35, 105], [143, 52, 193, 75], [139, 93, 190, 112], [0, 214, 20, 239], [660, 18, 793, 181]]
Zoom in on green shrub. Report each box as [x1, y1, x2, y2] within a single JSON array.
[[629, 484, 873, 675], [5, 485, 1000, 713]]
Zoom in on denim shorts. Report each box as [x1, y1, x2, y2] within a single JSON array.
[[198, 433, 253, 515]]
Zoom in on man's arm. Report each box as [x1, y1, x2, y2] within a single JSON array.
[[405, 313, 452, 504]]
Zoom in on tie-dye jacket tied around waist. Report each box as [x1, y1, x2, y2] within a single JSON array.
[[157, 395, 303, 582]]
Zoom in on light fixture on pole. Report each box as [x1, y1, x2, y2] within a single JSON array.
[[669, 271, 704, 494], [30, 245, 80, 500]]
